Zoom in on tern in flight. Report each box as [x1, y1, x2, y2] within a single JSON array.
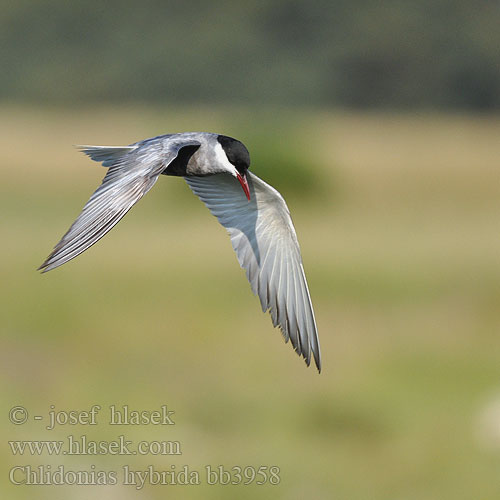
[[39, 133, 321, 371]]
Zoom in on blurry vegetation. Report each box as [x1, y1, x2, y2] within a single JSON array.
[[244, 130, 326, 201], [1, 0, 500, 496], [0, 0, 499, 110], [2, 107, 500, 499]]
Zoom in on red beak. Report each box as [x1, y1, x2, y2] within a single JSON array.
[[237, 173, 251, 201]]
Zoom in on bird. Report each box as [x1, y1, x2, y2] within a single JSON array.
[[39, 132, 321, 371]]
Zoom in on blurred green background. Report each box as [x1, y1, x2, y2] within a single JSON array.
[[1, 1, 500, 499]]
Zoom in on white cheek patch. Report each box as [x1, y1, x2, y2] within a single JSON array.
[[214, 142, 238, 176]]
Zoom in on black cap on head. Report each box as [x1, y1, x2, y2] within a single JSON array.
[[217, 135, 250, 175]]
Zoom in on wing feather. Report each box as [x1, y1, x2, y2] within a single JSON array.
[[39, 139, 200, 272], [185, 172, 321, 371]]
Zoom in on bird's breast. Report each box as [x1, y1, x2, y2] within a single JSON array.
[[184, 147, 221, 176]]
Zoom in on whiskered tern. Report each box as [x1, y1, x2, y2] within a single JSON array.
[[39, 133, 321, 371]]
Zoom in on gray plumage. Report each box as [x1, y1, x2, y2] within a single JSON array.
[[186, 173, 320, 370], [39, 132, 321, 371]]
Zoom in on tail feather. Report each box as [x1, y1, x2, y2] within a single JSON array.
[[76, 145, 137, 167]]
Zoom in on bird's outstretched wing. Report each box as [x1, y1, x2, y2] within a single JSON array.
[[39, 140, 200, 272], [185, 172, 321, 371]]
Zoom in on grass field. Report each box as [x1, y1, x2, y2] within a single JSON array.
[[1, 106, 500, 499]]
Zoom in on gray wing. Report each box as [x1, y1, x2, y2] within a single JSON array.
[[39, 139, 200, 272], [185, 172, 321, 372]]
